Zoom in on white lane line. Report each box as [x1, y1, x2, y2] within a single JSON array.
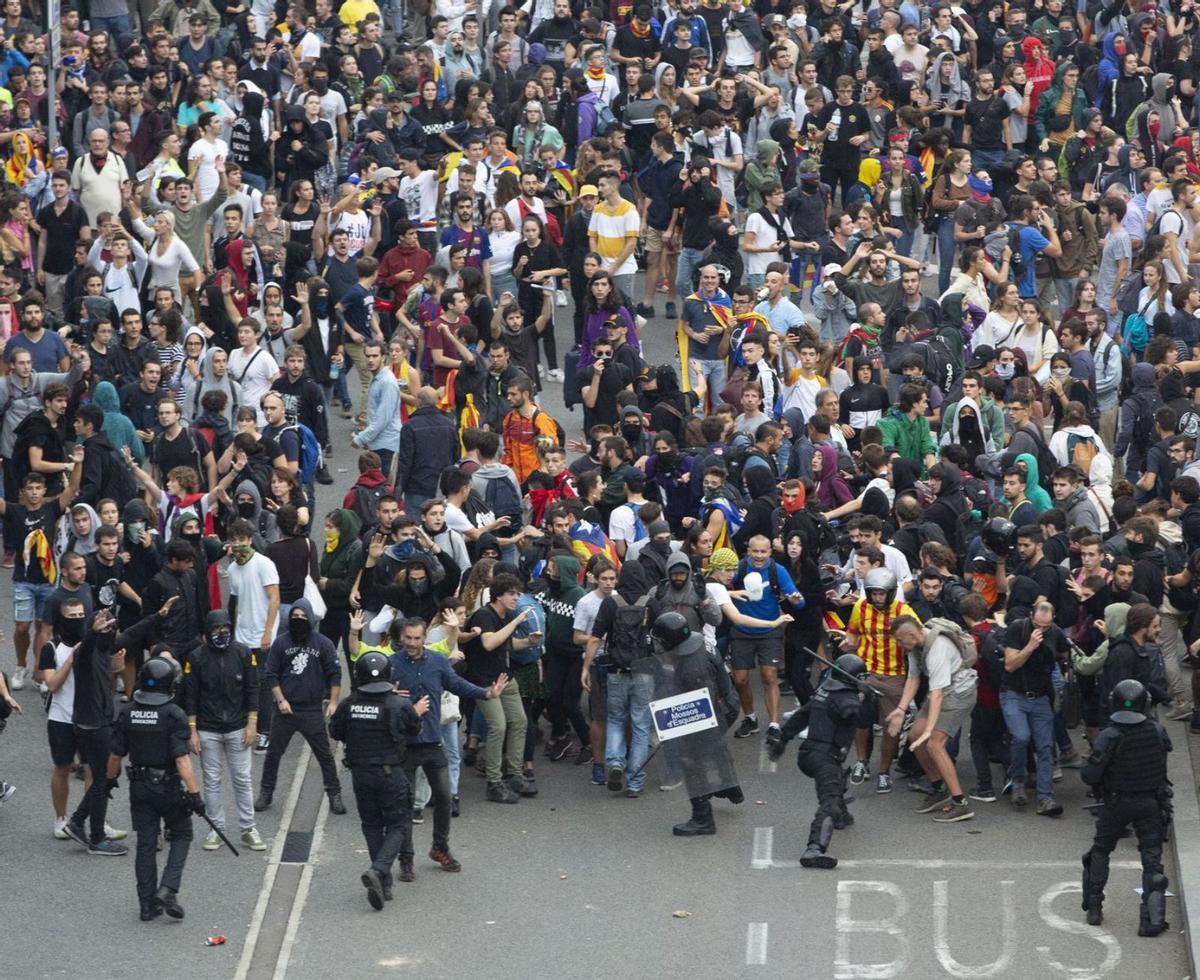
[[274, 795, 330, 980], [746, 923, 768, 965], [234, 743, 313, 980], [752, 827, 774, 869], [758, 742, 777, 774]]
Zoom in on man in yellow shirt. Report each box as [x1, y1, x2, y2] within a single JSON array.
[[587, 170, 641, 303]]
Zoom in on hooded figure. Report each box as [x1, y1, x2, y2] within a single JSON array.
[[174, 326, 208, 417], [922, 461, 967, 544], [845, 156, 881, 208], [188, 346, 243, 425], [650, 551, 720, 634], [231, 479, 272, 550], [940, 398, 996, 467], [1100, 46, 1149, 132], [55, 502, 99, 564], [812, 442, 853, 510], [229, 83, 271, 183], [279, 105, 330, 187], [319, 509, 364, 627], [614, 560, 650, 606], [1005, 573, 1043, 622], [743, 138, 781, 212], [927, 50, 971, 117], [361, 107, 401, 169], [1095, 32, 1127, 99], [1035, 62, 1090, 144], [733, 464, 782, 553], [1021, 35, 1055, 113], [1114, 362, 1163, 476], [1146, 72, 1184, 141], [1100, 614, 1169, 720], [541, 552, 584, 652]]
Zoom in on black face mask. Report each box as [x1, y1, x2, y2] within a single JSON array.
[[209, 629, 231, 650], [58, 618, 86, 644], [312, 78, 329, 94], [181, 529, 201, 545], [237, 500, 256, 518], [656, 450, 678, 469], [622, 423, 642, 441], [290, 617, 312, 641], [651, 539, 671, 556], [410, 578, 430, 595]]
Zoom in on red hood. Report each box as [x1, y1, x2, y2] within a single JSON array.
[[355, 468, 390, 488]]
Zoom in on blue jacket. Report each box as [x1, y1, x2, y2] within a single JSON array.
[[389, 647, 488, 744], [731, 558, 804, 634], [356, 369, 401, 452], [636, 154, 684, 231], [262, 598, 342, 707]]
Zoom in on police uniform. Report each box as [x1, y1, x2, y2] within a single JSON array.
[[1081, 680, 1173, 935], [773, 656, 877, 869], [109, 667, 197, 921], [329, 652, 423, 910]]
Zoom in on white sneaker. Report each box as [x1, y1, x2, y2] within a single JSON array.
[[115, 675, 125, 693], [241, 827, 266, 851], [104, 823, 128, 841], [203, 830, 222, 851], [54, 816, 69, 839], [555, 288, 568, 307], [10, 666, 25, 691], [546, 368, 564, 383]]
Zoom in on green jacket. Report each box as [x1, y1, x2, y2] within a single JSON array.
[[878, 408, 937, 474], [743, 139, 780, 213], [320, 509, 364, 611], [1016, 451, 1053, 514], [539, 554, 584, 656], [1035, 63, 1089, 142]]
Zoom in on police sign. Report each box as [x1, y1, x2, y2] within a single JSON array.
[[650, 689, 718, 741]]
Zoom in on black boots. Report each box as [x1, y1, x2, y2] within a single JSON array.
[[328, 791, 347, 815], [139, 899, 163, 922], [154, 886, 184, 920], [362, 869, 385, 911], [1081, 852, 1103, 924], [673, 797, 716, 836], [1139, 874, 1169, 937], [800, 816, 838, 869], [254, 788, 273, 812]]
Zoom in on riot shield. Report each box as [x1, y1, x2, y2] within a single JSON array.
[[635, 647, 739, 799]]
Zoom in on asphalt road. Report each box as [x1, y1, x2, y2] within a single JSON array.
[[0, 284, 1192, 979]]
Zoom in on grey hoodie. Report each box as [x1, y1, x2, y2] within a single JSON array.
[[1061, 485, 1102, 534], [470, 462, 524, 522], [0, 359, 84, 457], [232, 479, 273, 549], [189, 346, 244, 424], [652, 552, 721, 631]]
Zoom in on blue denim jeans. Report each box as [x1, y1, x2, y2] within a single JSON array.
[[999, 690, 1056, 802], [693, 358, 726, 404], [92, 14, 131, 34], [971, 148, 1006, 172], [676, 247, 707, 299], [242, 172, 267, 193], [605, 670, 654, 791]]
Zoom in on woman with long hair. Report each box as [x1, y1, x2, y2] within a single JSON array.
[[653, 62, 677, 106], [503, 77, 544, 136], [1012, 298, 1058, 382], [250, 190, 289, 278], [974, 281, 1024, 351], [1000, 63, 1032, 150], [486, 207, 521, 302], [0, 195, 32, 285], [580, 269, 638, 367], [493, 170, 521, 213], [283, 178, 319, 254], [944, 245, 1011, 310], [1060, 279, 1098, 329], [459, 266, 494, 336], [303, 90, 338, 198], [875, 144, 924, 256], [266, 466, 311, 532], [512, 213, 566, 375], [412, 78, 458, 155], [929, 146, 973, 292]]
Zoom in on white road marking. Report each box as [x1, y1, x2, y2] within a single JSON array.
[[746, 922, 768, 965], [1035, 882, 1122, 979], [274, 795, 330, 980], [933, 879, 1016, 978], [751, 826, 774, 869], [233, 743, 313, 980], [835, 880, 910, 979], [758, 742, 777, 774]]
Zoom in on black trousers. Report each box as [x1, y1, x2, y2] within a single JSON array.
[[799, 748, 848, 847], [968, 702, 1007, 790], [820, 161, 860, 208], [401, 743, 450, 857], [544, 652, 589, 743], [351, 765, 410, 884], [71, 725, 112, 844], [259, 706, 341, 796], [569, 269, 587, 346], [320, 609, 353, 691], [131, 778, 192, 902], [1087, 792, 1165, 901]]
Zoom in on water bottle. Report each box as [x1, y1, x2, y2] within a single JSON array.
[[330, 361, 340, 380]]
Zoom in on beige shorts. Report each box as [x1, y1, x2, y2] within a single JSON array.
[[644, 226, 678, 254], [867, 673, 907, 724], [917, 688, 977, 737]]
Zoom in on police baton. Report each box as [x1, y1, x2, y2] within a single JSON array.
[[804, 647, 885, 698], [199, 810, 240, 856], [624, 742, 664, 785]]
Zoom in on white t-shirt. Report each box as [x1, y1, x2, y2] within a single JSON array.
[[399, 171, 438, 229], [332, 208, 372, 257], [187, 137, 229, 202], [607, 501, 642, 545], [444, 501, 473, 535], [41, 639, 77, 725], [297, 30, 322, 61], [703, 581, 730, 650], [692, 127, 743, 204], [573, 590, 606, 658], [744, 210, 793, 276], [229, 552, 281, 646], [228, 346, 279, 425]]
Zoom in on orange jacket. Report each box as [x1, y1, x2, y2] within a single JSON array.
[[501, 407, 559, 485]]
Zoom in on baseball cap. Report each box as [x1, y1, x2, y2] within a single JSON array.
[[763, 13, 786, 27], [371, 167, 401, 181], [578, 184, 599, 197], [967, 345, 996, 369]]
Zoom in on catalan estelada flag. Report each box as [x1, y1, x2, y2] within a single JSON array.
[[677, 289, 732, 393], [569, 519, 620, 572]]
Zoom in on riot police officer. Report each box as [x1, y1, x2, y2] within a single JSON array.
[[328, 651, 428, 911], [647, 612, 743, 838], [106, 656, 205, 921], [768, 653, 878, 869], [1081, 679, 1173, 936]]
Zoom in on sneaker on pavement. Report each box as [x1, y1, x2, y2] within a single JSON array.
[[54, 816, 69, 839], [915, 794, 953, 814], [664, 301, 677, 319], [635, 303, 655, 318], [1058, 747, 1084, 767], [546, 368, 565, 383], [429, 846, 462, 872], [63, 818, 89, 847], [849, 761, 869, 785], [328, 792, 347, 815], [253, 733, 269, 754], [734, 717, 759, 739], [1036, 798, 1064, 817], [203, 830, 222, 851], [104, 823, 127, 840], [10, 666, 25, 691], [241, 828, 266, 851], [876, 774, 892, 794], [574, 745, 592, 766], [1012, 787, 1029, 807], [606, 766, 625, 793], [1052, 765, 1063, 782], [88, 838, 128, 856], [590, 762, 605, 786], [908, 776, 936, 795], [486, 780, 520, 804], [411, 807, 424, 824], [932, 800, 975, 823], [968, 786, 997, 803], [1166, 702, 1195, 721]]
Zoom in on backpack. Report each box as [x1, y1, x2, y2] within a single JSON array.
[[923, 616, 978, 670], [1007, 225, 1026, 282], [482, 473, 523, 526], [606, 594, 650, 669], [911, 337, 960, 394], [620, 501, 647, 542], [1067, 432, 1099, 478], [351, 479, 392, 529], [531, 407, 566, 448], [595, 98, 618, 138], [1131, 390, 1164, 452], [510, 593, 546, 666], [1020, 423, 1059, 496], [240, 447, 274, 499], [282, 422, 322, 485], [733, 557, 784, 601], [977, 623, 1007, 691]]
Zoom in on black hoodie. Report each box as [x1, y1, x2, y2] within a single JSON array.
[[279, 106, 329, 186], [182, 609, 259, 733], [230, 90, 271, 179], [76, 430, 136, 508]]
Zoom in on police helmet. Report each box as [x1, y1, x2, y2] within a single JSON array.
[[863, 568, 897, 598], [134, 656, 180, 705], [1110, 679, 1149, 724], [824, 653, 868, 691], [982, 517, 1018, 558], [355, 651, 394, 694], [650, 611, 692, 652]]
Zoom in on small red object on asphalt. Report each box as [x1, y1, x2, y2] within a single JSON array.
[[205, 936, 227, 947]]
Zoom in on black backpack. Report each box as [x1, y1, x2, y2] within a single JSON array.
[[1007, 225, 1026, 282], [351, 479, 392, 529], [653, 572, 708, 630], [482, 473, 523, 526], [1132, 391, 1164, 452], [606, 594, 651, 669]]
